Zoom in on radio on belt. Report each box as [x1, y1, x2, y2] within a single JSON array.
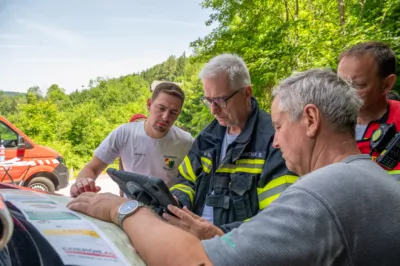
[[370, 123, 400, 169]]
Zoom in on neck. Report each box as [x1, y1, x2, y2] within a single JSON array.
[[227, 126, 242, 135], [144, 121, 168, 139], [357, 100, 388, 125], [227, 100, 253, 135], [309, 134, 361, 174]]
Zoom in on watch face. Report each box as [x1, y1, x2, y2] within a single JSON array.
[[119, 200, 139, 215]]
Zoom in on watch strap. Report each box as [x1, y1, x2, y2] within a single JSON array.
[[117, 201, 145, 228]]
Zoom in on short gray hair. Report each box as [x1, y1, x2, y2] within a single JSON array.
[[199, 54, 251, 90], [272, 68, 363, 135]]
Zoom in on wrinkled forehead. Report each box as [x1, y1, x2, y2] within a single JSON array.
[[202, 73, 231, 97]]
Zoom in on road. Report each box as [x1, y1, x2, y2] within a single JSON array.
[[58, 174, 120, 197]]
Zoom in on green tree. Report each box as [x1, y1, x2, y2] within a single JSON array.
[[26, 86, 43, 103], [46, 84, 71, 109]]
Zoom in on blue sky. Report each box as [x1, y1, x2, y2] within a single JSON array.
[[0, 0, 213, 93]]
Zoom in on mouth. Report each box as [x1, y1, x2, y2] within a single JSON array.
[[157, 122, 167, 127]]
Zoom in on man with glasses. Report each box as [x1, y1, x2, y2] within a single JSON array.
[[165, 54, 298, 239]]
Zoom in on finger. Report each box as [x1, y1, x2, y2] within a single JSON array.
[[81, 179, 94, 192], [162, 213, 189, 229], [76, 182, 86, 194], [95, 186, 101, 193], [167, 205, 188, 220], [67, 194, 90, 207], [70, 184, 79, 198], [162, 212, 179, 223], [180, 211, 196, 224], [67, 192, 97, 207], [67, 201, 91, 214], [80, 191, 97, 197], [182, 207, 200, 219], [87, 179, 97, 192], [167, 205, 197, 226]]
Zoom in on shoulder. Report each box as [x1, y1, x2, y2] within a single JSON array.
[[169, 126, 194, 143], [251, 108, 275, 139], [113, 121, 143, 136], [388, 100, 400, 124], [293, 155, 394, 198], [257, 109, 272, 122], [389, 99, 400, 108]]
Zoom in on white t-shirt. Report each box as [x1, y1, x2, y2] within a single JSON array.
[[201, 130, 238, 223], [94, 121, 194, 187]]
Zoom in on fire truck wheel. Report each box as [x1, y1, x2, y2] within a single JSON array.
[[27, 177, 55, 193]]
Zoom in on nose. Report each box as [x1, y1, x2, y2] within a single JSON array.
[[161, 111, 169, 121], [210, 102, 220, 115], [272, 134, 280, 149]]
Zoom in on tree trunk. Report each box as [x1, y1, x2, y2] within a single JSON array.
[[338, 0, 345, 26], [284, 0, 289, 22]]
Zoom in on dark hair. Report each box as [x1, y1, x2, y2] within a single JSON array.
[[339, 41, 397, 78], [388, 90, 400, 101], [151, 82, 185, 105]]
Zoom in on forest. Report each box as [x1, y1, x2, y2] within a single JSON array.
[[1, 0, 399, 173]]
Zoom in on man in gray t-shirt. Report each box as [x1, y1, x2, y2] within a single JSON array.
[[203, 154, 400, 265], [68, 69, 400, 265]]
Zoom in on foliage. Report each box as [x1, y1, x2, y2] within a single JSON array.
[[191, 0, 400, 105], [1, 0, 399, 174]]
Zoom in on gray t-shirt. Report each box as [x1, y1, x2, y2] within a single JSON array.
[[355, 124, 368, 141], [94, 121, 194, 187], [202, 154, 400, 265]]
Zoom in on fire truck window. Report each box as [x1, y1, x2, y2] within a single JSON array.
[[0, 123, 18, 148]]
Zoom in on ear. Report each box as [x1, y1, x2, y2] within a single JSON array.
[[383, 74, 397, 95], [245, 85, 252, 99], [147, 98, 152, 110], [303, 104, 320, 138]]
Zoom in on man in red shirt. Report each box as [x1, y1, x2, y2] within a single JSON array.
[[338, 41, 400, 181]]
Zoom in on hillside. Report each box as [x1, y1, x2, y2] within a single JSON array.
[[0, 91, 26, 97], [0, 0, 399, 172]]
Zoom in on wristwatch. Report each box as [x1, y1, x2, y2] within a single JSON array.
[[117, 200, 145, 228]]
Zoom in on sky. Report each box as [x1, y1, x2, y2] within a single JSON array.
[[0, 0, 213, 93]]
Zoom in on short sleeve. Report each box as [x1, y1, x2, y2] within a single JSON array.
[[202, 187, 345, 266], [94, 125, 127, 165]]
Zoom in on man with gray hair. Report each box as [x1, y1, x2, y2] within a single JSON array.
[[69, 68, 400, 265], [164, 53, 297, 238]]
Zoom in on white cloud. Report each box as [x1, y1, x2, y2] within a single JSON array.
[[0, 34, 21, 39], [0, 44, 46, 48], [15, 58, 88, 63], [15, 18, 84, 47], [110, 16, 206, 29]]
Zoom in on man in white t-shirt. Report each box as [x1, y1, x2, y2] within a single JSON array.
[[70, 82, 194, 197]]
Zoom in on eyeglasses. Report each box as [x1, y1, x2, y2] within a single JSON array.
[[201, 88, 244, 109]]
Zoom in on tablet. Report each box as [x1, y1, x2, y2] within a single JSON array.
[[106, 168, 180, 216]]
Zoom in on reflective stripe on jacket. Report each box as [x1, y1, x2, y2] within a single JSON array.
[[171, 97, 298, 232]]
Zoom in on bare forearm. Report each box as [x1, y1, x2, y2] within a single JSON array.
[[76, 157, 108, 181], [123, 208, 212, 266], [76, 166, 99, 181]]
